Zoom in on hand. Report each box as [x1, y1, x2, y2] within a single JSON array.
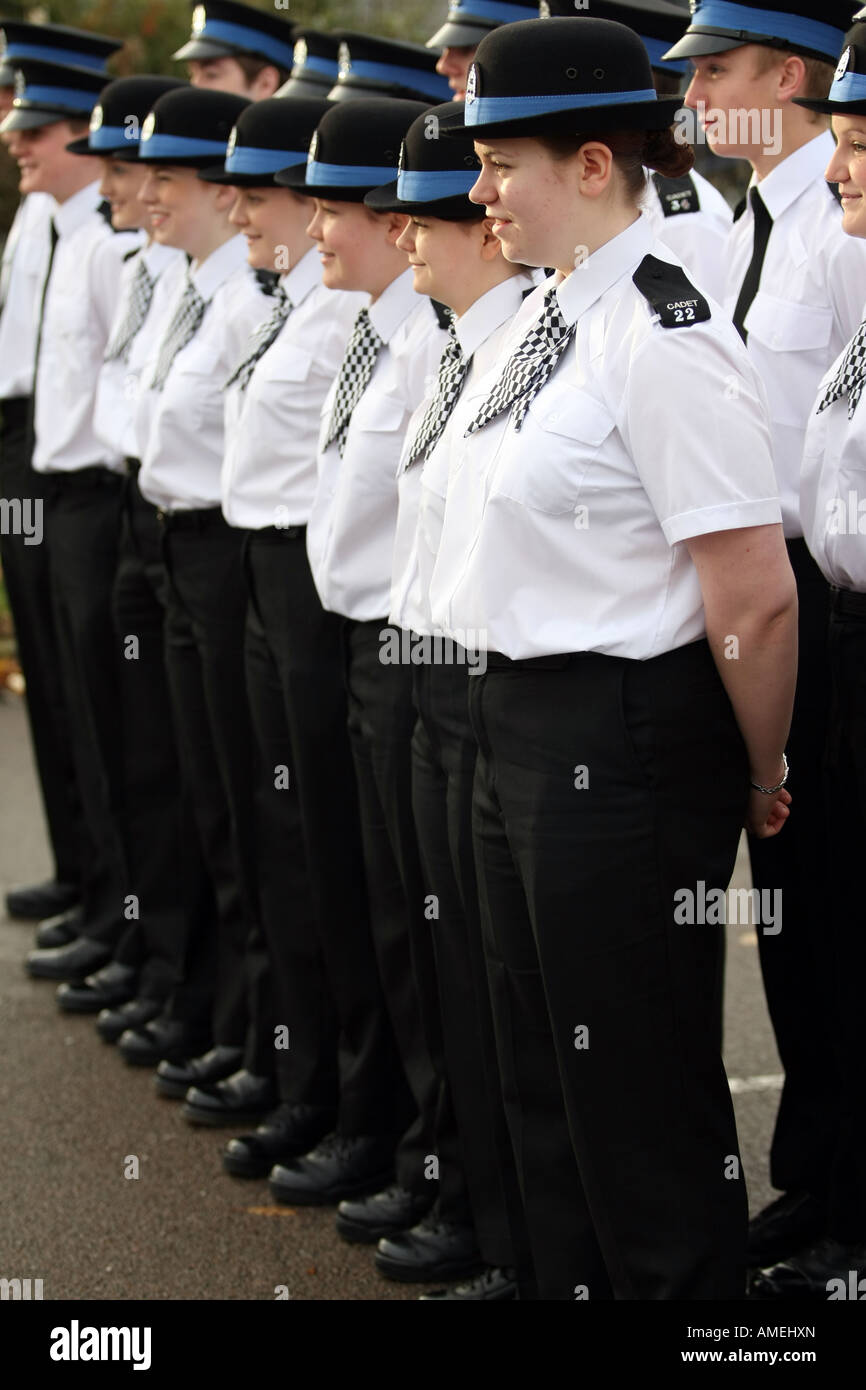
[[746, 786, 791, 839]]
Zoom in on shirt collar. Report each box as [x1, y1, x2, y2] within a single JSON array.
[[555, 212, 655, 325], [368, 267, 418, 345], [455, 273, 536, 361], [280, 245, 321, 308], [141, 240, 181, 280], [189, 234, 249, 301], [53, 180, 103, 238], [751, 130, 835, 220]]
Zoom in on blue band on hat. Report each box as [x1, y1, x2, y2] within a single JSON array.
[[339, 58, 449, 100], [688, 1, 844, 60], [465, 87, 658, 123], [642, 35, 688, 74], [446, 0, 534, 20], [3, 41, 109, 71], [139, 132, 230, 158], [226, 144, 307, 174], [295, 53, 337, 77], [398, 167, 479, 200], [829, 68, 866, 103], [306, 157, 397, 187], [16, 83, 99, 110], [89, 124, 136, 150], [194, 17, 295, 69]]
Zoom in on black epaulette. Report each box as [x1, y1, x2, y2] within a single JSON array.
[[827, 180, 843, 206], [632, 255, 711, 329], [122, 246, 139, 262], [97, 198, 121, 230], [651, 172, 700, 217], [430, 298, 453, 330], [254, 267, 280, 296]]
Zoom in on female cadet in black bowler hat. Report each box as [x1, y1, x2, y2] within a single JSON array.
[[430, 16, 798, 1299]]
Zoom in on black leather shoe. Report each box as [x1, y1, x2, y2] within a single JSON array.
[[155, 1045, 243, 1100], [419, 1266, 518, 1300], [6, 878, 79, 920], [375, 1214, 483, 1284], [25, 935, 111, 982], [750, 1238, 866, 1300], [336, 1184, 435, 1245], [269, 1133, 395, 1206], [182, 1069, 275, 1126], [35, 908, 82, 950], [57, 961, 137, 1014], [223, 1102, 337, 1178], [97, 996, 163, 1044], [117, 1016, 210, 1068], [747, 1191, 826, 1268]]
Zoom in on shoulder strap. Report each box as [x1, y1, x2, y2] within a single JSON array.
[[632, 254, 711, 329], [651, 172, 700, 218]]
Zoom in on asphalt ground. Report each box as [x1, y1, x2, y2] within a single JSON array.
[[0, 687, 783, 1303]]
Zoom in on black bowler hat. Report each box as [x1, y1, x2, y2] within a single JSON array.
[[662, 0, 858, 63], [0, 20, 122, 87], [427, 0, 541, 52], [541, 0, 690, 74], [172, 1, 295, 72], [133, 86, 250, 167], [795, 15, 866, 112], [0, 58, 109, 133], [66, 76, 189, 157], [276, 30, 342, 99], [328, 33, 451, 103], [443, 17, 682, 138], [365, 102, 484, 219], [198, 94, 330, 185], [276, 97, 429, 203]]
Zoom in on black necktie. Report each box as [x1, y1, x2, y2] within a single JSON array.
[[28, 216, 59, 445], [732, 186, 772, 345]]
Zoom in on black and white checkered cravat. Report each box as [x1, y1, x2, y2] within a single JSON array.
[[817, 320, 866, 419], [104, 257, 155, 363], [225, 284, 292, 392], [404, 319, 467, 470], [150, 273, 206, 391], [466, 285, 575, 436], [324, 306, 384, 457]]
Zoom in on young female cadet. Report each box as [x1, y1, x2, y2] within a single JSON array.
[[360, 102, 536, 1299], [266, 102, 465, 1266], [754, 24, 866, 1297], [123, 88, 274, 1110], [199, 96, 407, 1188], [432, 16, 798, 1299]]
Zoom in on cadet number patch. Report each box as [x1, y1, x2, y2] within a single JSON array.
[[651, 172, 699, 217], [632, 255, 711, 329]]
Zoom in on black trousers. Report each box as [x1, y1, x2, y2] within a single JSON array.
[[468, 639, 748, 1300], [243, 529, 409, 1128], [160, 509, 263, 1050], [823, 596, 866, 1241], [749, 538, 841, 1201], [112, 468, 213, 1005], [344, 619, 452, 1198], [43, 466, 130, 949], [412, 657, 534, 1268], [0, 398, 81, 888]]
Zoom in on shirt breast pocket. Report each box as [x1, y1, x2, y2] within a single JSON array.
[[256, 344, 313, 384], [744, 292, 833, 356], [350, 386, 407, 437], [490, 389, 616, 515], [167, 343, 221, 428]]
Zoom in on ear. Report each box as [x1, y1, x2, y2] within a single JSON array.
[[212, 183, 238, 214], [479, 217, 505, 261], [576, 141, 615, 198], [777, 52, 807, 103], [385, 210, 410, 245]]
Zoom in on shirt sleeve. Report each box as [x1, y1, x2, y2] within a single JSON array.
[[623, 321, 783, 545]]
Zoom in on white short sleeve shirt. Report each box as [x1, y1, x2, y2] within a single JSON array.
[[429, 214, 782, 661], [801, 343, 866, 592]]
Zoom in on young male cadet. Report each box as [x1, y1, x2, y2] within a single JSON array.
[[668, 0, 866, 1279], [173, 0, 295, 99], [543, 0, 733, 299], [49, 75, 201, 1037], [0, 21, 121, 929], [274, 29, 341, 99], [2, 55, 142, 990], [120, 88, 274, 1113], [326, 33, 452, 104], [267, 102, 478, 1289], [426, 0, 542, 99]]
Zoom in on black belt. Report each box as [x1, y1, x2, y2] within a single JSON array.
[[486, 650, 575, 670], [247, 523, 307, 542], [156, 505, 224, 532], [831, 587, 866, 620], [43, 464, 121, 490], [484, 638, 713, 673], [0, 395, 30, 432]]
